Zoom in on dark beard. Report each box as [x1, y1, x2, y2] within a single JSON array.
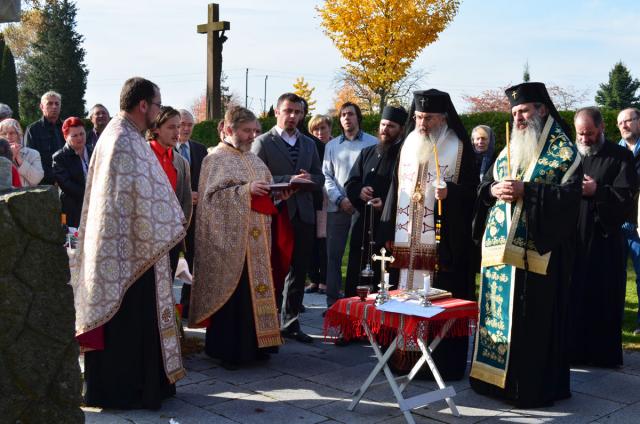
[[376, 141, 393, 154]]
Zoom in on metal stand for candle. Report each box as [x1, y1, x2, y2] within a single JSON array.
[[372, 248, 394, 306]]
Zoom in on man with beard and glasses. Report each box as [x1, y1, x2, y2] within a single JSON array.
[[378, 90, 478, 379], [344, 106, 407, 298], [568, 107, 636, 368], [617, 108, 640, 336], [72, 77, 187, 409], [470, 82, 582, 408]]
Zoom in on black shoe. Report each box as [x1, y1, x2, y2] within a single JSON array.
[[300, 304, 306, 313], [282, 325, 313, 344], [334, 337, 349, 347], [322, 310, 327, 318]]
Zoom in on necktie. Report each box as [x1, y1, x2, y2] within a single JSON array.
[[179, 143, 191, 165]]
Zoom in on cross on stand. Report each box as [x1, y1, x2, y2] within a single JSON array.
[[372, 247, 394, 305], [197, 3, 230, 121]]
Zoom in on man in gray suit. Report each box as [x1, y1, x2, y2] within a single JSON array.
[[252, 93, 324, 343]]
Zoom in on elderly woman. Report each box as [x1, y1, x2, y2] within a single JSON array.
[[305, 114, 333, 295], [52, 117, 92, 228], [471, 125, 496, 181], [0, 118, 44, 186]]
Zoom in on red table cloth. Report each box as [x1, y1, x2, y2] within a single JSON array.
[[324, 293, 478, 346]]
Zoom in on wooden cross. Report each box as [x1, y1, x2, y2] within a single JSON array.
[[197, 3, 230, 121], [372, 247, 395, 277]]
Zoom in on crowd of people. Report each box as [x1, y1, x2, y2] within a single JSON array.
[[1, 77, 640, 411]]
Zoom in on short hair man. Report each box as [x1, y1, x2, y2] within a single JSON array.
[[0, 103, 13, 121], [251, 92, 325, 343], [344, 106, 407, 297], [190, 106, 284, 369], [72, 77, 187, 409], [568, 106, 637, 367], [323, 102, 378, 309], [470, 82, 582, 407], [24, 91, 64, 184], [617, 107, 640, 336], [86, 104, 111, 149], [175, 108, 208, 319]]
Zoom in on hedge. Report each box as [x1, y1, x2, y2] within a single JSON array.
[[32, 109, 615, 151]]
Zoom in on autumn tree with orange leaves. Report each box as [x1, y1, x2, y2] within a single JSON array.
[[317, 0, 459, 112]]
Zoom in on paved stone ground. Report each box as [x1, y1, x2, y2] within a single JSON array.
[[83, 291, 640, 424]]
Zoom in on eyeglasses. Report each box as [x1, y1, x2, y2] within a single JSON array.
[[151, 102, 163, 109], [618, 117, 638, 127]]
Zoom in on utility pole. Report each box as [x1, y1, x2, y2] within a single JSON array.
[[263, 75, 268, 115], [245, 68, 249, 107]]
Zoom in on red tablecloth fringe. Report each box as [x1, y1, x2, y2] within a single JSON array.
[[323, 295, 478, 347]]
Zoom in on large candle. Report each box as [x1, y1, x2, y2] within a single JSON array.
[[433, 144, 443, 216], [423, 273, 431, 294], [506, 121, 512, 178]]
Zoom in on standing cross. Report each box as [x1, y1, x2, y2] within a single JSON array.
[[372, 247, 395, 277], [197, 3, 230, 121]]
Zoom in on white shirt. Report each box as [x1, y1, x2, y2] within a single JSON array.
[[275, 126, 299, 146]]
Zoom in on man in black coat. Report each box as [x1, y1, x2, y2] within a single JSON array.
[[175, 109, 208, 319], [344, 106, 407, 296], [570, 107, 637, 367], [25, 91, 65, 185]]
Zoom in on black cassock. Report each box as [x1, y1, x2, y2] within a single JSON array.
[[84, 268, 175, 409], [344, 142, 402, 296], [470, 160, 583, 407], [377, 139, 478, 380], [205, 264, 277, 366], [570, 142, 636, 367]]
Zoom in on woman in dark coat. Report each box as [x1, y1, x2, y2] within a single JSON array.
[[53, 117, 92, 228]]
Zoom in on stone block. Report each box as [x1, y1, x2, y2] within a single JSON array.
[[176, 378, 254, 407], [4, 187, 63, 244], [0, 275, 32, 346]]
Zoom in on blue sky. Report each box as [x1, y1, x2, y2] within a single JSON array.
[[74, 0, 640, 116]]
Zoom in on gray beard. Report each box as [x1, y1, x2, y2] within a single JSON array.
[[510, 116, 542, 176], [577, 134, 605, 157]]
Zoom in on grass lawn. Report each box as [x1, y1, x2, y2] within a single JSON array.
[[623, 262, 639, 350]]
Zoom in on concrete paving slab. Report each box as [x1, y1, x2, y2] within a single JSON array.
[[176, 370, 214, 387], [176, 378, 255, 407], [307, 362, 386, 393], [310, 398, 403, 424], [84, 408, 136, 424], [244, 373, 348, 409], [597, 399, 640, 423], [207, 393, 327, 424], [411, 387, 513, 423], [200, 362, 284, 386], [266, 352, 345, 378], [113, 397, 236, 424], [508, 391, 625, 423], [573, 371, 640, 404]]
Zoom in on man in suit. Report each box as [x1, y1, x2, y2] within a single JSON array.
[[24, 91, 65, 185], [251, 92, 324, 343], [176, 108, 208, 319]]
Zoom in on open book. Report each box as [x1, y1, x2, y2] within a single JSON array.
[[269, 178, 316, 192]]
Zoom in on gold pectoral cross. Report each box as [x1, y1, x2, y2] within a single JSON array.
[[412, 183, 424, 203]]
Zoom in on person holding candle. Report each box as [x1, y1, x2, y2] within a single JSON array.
[[378, 89, 478, 380], [469, 82, 582, 408]]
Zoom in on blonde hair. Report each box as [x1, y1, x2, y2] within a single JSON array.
[[308, 114, 332, 133]]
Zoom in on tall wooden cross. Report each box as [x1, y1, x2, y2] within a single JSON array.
[[197, 3, 230, 121]]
